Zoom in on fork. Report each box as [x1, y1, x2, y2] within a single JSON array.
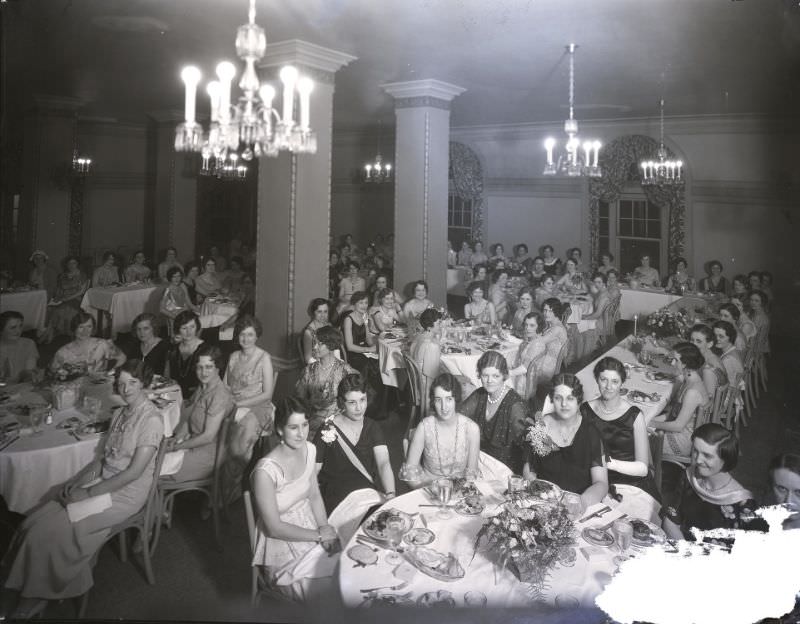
[[360, 581, 409, 593]]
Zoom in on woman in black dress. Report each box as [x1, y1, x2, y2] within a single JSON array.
[[128, 313, 169, 376], [459, 350, 529, 475], [313, 374, 395, 514], [164, 310, 204, 397], [523, 373, 608, 508], [581, 357, 661, 503]]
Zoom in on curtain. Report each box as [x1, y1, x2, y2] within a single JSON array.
[[449, 141, 485, 245]]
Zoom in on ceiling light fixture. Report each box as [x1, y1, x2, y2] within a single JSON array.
[[640, 98, 683, 186], [362, 123, 392, 184], [174, 0, 316, 164], [543, 44, 601, 178], [200, 151, 248, 181]]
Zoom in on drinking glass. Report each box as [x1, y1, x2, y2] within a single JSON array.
[[83, 396, 102, 420], [507, 475, 526, 501], [434, 477, 453, 519], [612, 519, 633, 553], [562, 492, 583, 520], [29, 408, 45, 435], [464, 591, 487, 607], [384, 517, 405, 565]]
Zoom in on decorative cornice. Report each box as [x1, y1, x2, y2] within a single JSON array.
[[382, 79, 466, 102], [259, 39, 357, 74], [691, 180, 796, 205], [484, 176, 584, 198], [393, 96, 453, 111]]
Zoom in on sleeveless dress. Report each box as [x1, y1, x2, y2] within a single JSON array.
[[582, 403, 661, 502], [662, 384, 708, 463], [226, 348, 274, 430], [465, 300, 492, 324], [460, 388, 528, 474], [420, 415, 470, 480], [513, 337, 546, 399]]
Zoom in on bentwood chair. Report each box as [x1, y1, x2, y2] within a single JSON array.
[[401, 352, 424, 457], [601, 293, 622, 347], [648, 430, 664, 495]]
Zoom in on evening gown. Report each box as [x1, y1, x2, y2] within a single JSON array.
[[342, 311, 383, 418], [419, 415, 470, 480], [582, 403, 661, 502]]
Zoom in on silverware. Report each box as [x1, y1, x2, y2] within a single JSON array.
[[420, 513, 428, 529], [355, 538, 379, 552], [68, 430, 81, 442], [418, 504, 453, 508], [360, 581, 410, 593], [598, 513, 628, 531], [578, 505, 611, 523], [0, 433, 20, 452]]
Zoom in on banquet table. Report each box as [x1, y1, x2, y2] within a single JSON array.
[[0, 379, 181, 514], [0, 289, 48, 330], [199, 297, 239, 329], [339, 482, 662, 609], [617, 287, 686, 321], [81, 283, 162, 338], [447, 267, 473, 294]]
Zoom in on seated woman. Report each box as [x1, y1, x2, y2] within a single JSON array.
[[337, 261, 365, 315], [513, 243, 533, 272], [717, 304, 749, 352], [128, 313, 169, 376], [540, 244, 562, 276], [194, 257, 223, 301], [651, 342, 710, 467], [296, 326, 357, 438], [606, 268, 622, 302], [488, 243, 508, 268], [747, 270, 762, 293], [251, 396, 341, 603], [92, 252, 120, 287], [597, 251, 617, 276], [409, 308, 444, 410], [582, 357, 660, 503], [555, 258, 586, 294], [767, 452, 800, 531], [698, 260, 728, 295], [575, 272, 611, 360], [713, 321, 744, 384], [157, 247, 183, 283], [369, 288, 400, 333], [167, 343, 234, 482], [469, 241, 489, 268], [662, 423, 760, 540], [509, 311, 546, 402], [688, 324, 728, 396], [341, 291, 377, 376], [160, 267, 199, 332], [313, 374, 396, 514], [368, 272, 404, 313], [165, 310, 205, 397], [569, 248, 588, 275], [665, 257, 696, 293], [123, 251, 151, 284], [459, 350, 528, 474], [301, 298, 331, 364], [748, 289, 770, 354], [402, 280, 434, 321], [50, 312, 126, 374], [28, 250, 58, 299], [0, 311, 40, 383], [523, 373, 608, 508], [728, 295, 757, 345], [44, 256, 89, 341], [529, 256, 547, 287], [3, 359, 163, 619], [447, 241, 458, 267], [534, 298, 570, 391], [457, 241, 473, 267], [731, 274, 749, 300], [488, 269, 511, 324], [534, 274, 558, 308], [511, 287, 536, 337], [328, 251, 342, 300], [633, 254, 661, 287], [403, 373, 480, 487], [759, 271, 774, 304], [464, 281, 497, 325], [222, 256, 245, 295], [182, 261, 202, 305]]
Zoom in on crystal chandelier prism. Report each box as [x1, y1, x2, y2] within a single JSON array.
[[543, 44, 601, 178], [362, 124, 392, 184], [200, 151, 248, 181], [640, 99, 683, 186], [174, 0, 317, 164]]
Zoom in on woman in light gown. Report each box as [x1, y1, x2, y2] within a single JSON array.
[[402, 373, 480, 488], [123, 251, 151, 284], [510, 287, 536, 338], [50, 312, 126, 374], [487, 268, 511, 324], [92, 251, 120, 287], [28, 250, 58, 298], [157, 247, 183, 283], [508, 310, 546, 402], [534, 298, 569, 392], [251, 397, 340, 602], [463, 281, 496, 325]]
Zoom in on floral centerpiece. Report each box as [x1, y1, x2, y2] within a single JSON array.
[[645, 308, 690, 339]]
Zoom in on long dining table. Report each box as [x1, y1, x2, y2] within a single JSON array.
[[0, 288, 48, 330], [81, 283, 163, 338]]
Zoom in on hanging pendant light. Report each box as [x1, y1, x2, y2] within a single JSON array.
[[640, 98, 683, 186]]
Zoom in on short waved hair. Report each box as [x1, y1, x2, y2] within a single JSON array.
[[693, 423, 740, 472], [549, 372, 584, 404], [336, 373, 367, 409], [476, 350, 509, 378], [593, 357, 626, 384], [429, 372, 463, 408]]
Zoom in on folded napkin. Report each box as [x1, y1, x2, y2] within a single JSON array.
[[67, 491, 113, 523], [160, 450, 185, 476]]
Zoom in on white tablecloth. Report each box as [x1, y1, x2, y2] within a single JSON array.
[[0, 289, 48, 330], [339, 483, 656, 609], [199, 299, 238, 328], [447, 267, 473, 294], [0, 381, 181, 514], [618, 288, 684, 321], [81, 284, 162, 338]]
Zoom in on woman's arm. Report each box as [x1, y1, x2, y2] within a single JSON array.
[[173, 400, 227, 451], [583, 294, 609, 320], [606, 412, 649, 478], [651, 388, 703, 433], [253, 468, 328, 543], [60, 457, 104, 502], [301, 328, 315, 364], [581, 465, 609, 508], [403, 424, 427, 489], [465, 419, 480, 475], [487, 301, 497, 325], [463, 303, 471, 320], [373, 445, 396, 498], [372, 310, 393, 333], [73, 445, 158, 501], [700, 366, 719, 397], [342, 316, 375, 354], [181, 284, 199, 312], [662, 516, 684, 540], [234, 354, 274, 409], [107, 340, 127, 369]]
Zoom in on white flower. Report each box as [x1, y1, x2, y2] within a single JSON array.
[[320, 426, 337, 444]]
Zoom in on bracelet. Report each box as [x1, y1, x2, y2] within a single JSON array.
[[385, 491, 395, 497], [317, 529, 323, 543]]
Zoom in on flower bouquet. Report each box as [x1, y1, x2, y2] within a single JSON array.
[[524, 419, 560, 459], [319, 416, 337, 445], [645, 308, 690, 340]]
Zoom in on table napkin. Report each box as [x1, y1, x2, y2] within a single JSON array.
[[160, 450, 185, 476], [67, 491, 113, 523]]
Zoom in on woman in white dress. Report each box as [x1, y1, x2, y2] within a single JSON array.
[[402, 280, 435, 321], [463, 281, 496, 325], [509, 310, 546, 401], [251, 397, 340, 602]]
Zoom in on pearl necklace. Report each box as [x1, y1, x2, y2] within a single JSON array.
[[596, 399, 623, 415], [487, 386, 508, 405]]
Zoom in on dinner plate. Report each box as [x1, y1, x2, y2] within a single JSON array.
[[362, 508, 414, 542], [347, 544, 379, 567], [630, 518, 667, 547], [403, 527, 435, 546], [454, 499, 484, 515], [417, 590, 456, 607], [582, 527, 615, 547]]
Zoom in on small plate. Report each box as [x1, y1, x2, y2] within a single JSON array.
[[454, 500, 484, 516], [630, 518, 667, 547], [347, 544, 379, 567], [582, 527, 615, 547], [362, 508, 414, 542], [403, 527, 435, 546], [417, 590, 456, 607]]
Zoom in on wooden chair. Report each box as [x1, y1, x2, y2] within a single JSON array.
[[601, 293, 622, 346], [400, 352, 424, 457], [709, 383, 735, 427], [77, 439, 169, 617], [648, 430, 664, 495]]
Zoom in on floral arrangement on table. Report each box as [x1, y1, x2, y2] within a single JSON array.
[[645, 307, 690, 339], [51, 362, 88, 383], [472, 493, 575, 599]]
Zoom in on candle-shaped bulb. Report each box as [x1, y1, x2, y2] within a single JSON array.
[[207, 81, 222, 123], [279, 65, 299, 126], [592, 141, 601, 168], [544, 137, 556, 165], [296, 76, 313, 130], [582, 141, 592, 167], [216, 61, 236, 123], [181, 66, 202, 124]]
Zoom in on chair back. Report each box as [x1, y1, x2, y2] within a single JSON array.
[[709, 383, 735, 426], [554, 336, 569, 374], [243, 490, 257, 553], [604, 294, 622, 339], [142, 438, 170, 529], [401, 352, 424, 456], [648, 430, 664, 494]]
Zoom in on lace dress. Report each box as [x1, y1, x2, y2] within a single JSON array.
[[420, 415, 469, 480]]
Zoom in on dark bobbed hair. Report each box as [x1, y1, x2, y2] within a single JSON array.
[[542, 297, 565, 318], [132, 250, 146, 261], [307, 297, 330, 319], [234, 314, 263, 338], [713, 320, 738, 344], [229, 256, 243, 268], [718, 303, 741, 321], [412, 280, 428, 293], [601, 251, 615, 262], [606, 268, 620, 278], [336, 373, 367, 409], [592, 271, 607, 285], [347, 260, 361, 271], [760, 271, 773, 284], [708, 259, 723, 272], [564, 257, 578, 269], [593, 356, 627, 384], [315, 325, 343, 351], [195, 342, 225, 372], [375, 287, 393, 302], [541, 244, 554, 254], [164, 246, 178, 257], [689, 324, 715, 345], [132, 312, 158, 331], [102, 250, 116, 263], [62, 255, 81, 271], [419, 307, 443, 330], [184, 260, 200, 275], [166, 266, 184, 281], [0, 310, 24, 332], [549, 372, 584, 404], [732, 274, 748, 289], [673, 342, 705, 371], [70, 311, 96, 334], [674, 256, 688, 269], [476, 350, 509, 379], [532, 256, 545, 266], [768, 453, 800, 479], [429, 372, 463, 408], [749, 289, 769, 306], [472, 263, 488, 278], [692, 423, 740, 472], [173, 310, 201, 335], [517, 286, 535, 301], [491, 269, 509, 284], [523, 311, 545, 335], [349, 290, 369, 307], [747, 270, 762, 281], [274, 396, 309, 431], [516, 243, 529, 254], [466, 280, 485, 297], [115, 358, 154, 389]]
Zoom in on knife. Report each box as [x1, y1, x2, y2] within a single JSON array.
[[578, 505, 611, 523]]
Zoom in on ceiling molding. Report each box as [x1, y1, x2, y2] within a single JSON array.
[[691, 180, 796, 205], [259, 39, 357, 74], [382, 79, 466, 102]]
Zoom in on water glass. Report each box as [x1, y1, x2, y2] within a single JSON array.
[[562, 492, 583, 519], [384, 517, 405, 565], [83, 396, 102, 420], [29, 408, 46, 435], [612, 519, 633, 553], [464, 591, 487, 607], [508, 475, 526, 497], [434, 477, 453, 519]]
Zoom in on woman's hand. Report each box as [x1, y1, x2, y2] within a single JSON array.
[[65, 486, 91, 505], [319, 524, 337, 542]]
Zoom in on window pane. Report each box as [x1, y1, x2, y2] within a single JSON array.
[[648, 204, 660, 219], [620, 201, 631, 219], [634, 220, 646, 237], [634, 202, 645, 220], [600, 201, 609, 218], [649, 221, 661, 238], [619, 219, 632, 237], [599, 218, 609, 236]]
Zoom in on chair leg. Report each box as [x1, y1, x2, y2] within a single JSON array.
[[251, 568, 259, 607], [139, 527, 156, 585], [77, 591, 90, 618], [150, 492, 168, 555], [212, 490, 221, 547]]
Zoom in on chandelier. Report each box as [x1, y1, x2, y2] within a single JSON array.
[[71, 148, 92, 177], [174, 0, 316, 163], [543, 44, 601, 178], [640, 99, 683, 186], [200, 151, 247, 181], [362, 125, 392, 184]]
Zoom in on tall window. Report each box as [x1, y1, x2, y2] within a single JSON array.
[[448, 194, 473, 247], [598, 195, 666, 276]]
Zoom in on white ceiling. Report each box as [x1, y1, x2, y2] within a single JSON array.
[[5, 0, 800, 129]]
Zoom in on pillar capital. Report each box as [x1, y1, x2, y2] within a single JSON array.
[[259, 39, 357, 84], [382, 79, 466, 109]]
